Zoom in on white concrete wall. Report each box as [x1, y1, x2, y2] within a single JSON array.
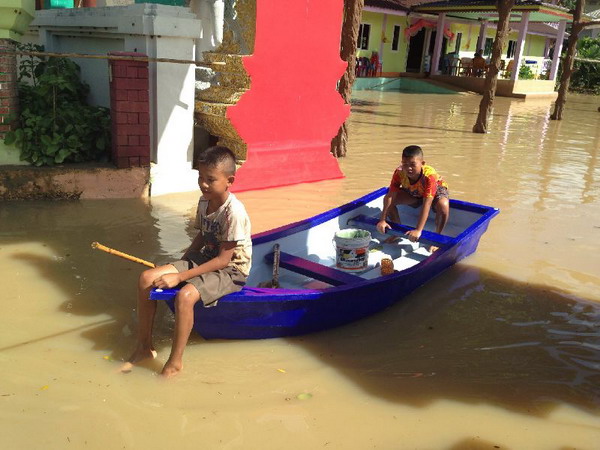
[[31, 5, 206, 195]]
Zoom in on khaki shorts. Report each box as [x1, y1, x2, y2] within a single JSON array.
[[401, 186, 449, 208], [170, 252, 246, 307]]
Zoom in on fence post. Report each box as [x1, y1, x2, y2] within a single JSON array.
[[0, 39, 19, 139], [108, 51, 150, 169]]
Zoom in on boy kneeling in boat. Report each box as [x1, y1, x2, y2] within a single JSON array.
[[125, 146, 252, 378], [376, 145, 449, 251]]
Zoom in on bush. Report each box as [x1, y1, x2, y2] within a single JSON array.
[[3, 44, 111, 166], [570, 37, 600, 95], [518, 64, 535, 80]]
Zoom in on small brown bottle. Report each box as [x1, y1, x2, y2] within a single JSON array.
[[380, 258, 394, 275]]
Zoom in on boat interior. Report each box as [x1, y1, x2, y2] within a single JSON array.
[[246, 195, 485, 291]]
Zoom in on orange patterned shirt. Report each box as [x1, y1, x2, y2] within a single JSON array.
[[389, 164, 448, 199]]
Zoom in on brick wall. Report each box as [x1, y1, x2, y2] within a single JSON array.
[[0, 39, 19, 139], [109, 52, 150, 169]]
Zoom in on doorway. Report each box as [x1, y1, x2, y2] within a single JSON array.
[[406, 29, 426, 72]]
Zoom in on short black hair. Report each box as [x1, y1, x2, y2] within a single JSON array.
[[402, 145, 423, 159], [198, 145, 237, 175]]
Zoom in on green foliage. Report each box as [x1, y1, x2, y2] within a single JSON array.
[[559, 0, 577, 10], [518, 64, 535, 80], [3, 44, 111, 166], [578, 36, 600, 60], [17, 43, 46, 86], [571, 37, 600, 95]]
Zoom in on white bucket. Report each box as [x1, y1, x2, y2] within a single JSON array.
[[334, 228, 372, 271]]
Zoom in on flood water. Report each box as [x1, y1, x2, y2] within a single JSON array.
[[2, 91, 599, 449]]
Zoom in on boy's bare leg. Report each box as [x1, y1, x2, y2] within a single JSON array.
[[387, 205, 401, 223], [387, 190, 417, 223], [161, 284, 202, 378], [430, 198, 450, 253], [434, 197, 450, 234], [124, 265, 179, 368]]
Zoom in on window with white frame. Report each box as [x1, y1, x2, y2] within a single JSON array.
[[391, 25, 401, 51], [358, 23, 371, 50]]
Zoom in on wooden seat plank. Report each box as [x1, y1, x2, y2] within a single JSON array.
[[348, 214, 454, 246], [265, 251, 363, 286]]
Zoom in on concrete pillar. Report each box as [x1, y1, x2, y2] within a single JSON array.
[[421, 27, 432, 73], [379, 13, 387, 72], [549, 20, 567, 81], [476, 20, 488, 52], [511, 12, 530, 81], [109, 52, 151, 169], [431, 13, 446, 75], [0, 39, 18, 139]]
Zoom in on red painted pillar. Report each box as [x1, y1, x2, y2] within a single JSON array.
[[108, 52, 151, 169], [0, 39, 19, 139], [227, 0, 349, 192]]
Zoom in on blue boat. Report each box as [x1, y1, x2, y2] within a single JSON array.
[[150, 187, 499, 339]]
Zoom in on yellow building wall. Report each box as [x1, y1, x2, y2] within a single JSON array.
[[525, 34, 546, 56], [357, 11, 383, 58], [381, 15, 410, 74], [448, 22, 480, 53], [357, 11, 409, 74], [448, 23, 548, 58]]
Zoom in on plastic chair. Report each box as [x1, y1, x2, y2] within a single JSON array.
[[502, 60, 514, 78], [472, 56, 487, 77], [458, 57, 473, 76]]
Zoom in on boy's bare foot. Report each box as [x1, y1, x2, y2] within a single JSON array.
[[429, 245, 439, 253], [160, 359, 183, 379], [120, 347, 157, 373]]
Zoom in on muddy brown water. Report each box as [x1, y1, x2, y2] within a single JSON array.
[[1, 92, 599, 449]]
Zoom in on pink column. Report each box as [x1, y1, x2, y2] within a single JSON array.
[[510, 12, 530, 81], [549, 20, 567, 81], [476, 20, 488, 52], [430, 13, 446, 75], [226, 0, 349, 192]]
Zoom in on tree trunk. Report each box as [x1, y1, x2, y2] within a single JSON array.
[[331, 0, 364, 157], [551, 0, 585, 120], [473, 0, 515, 133]]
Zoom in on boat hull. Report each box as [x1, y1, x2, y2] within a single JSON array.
[[152, 188, 498, 339]]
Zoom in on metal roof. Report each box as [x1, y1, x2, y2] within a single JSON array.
[[364, 0, 410, 12], [414, 0, 574, 23]]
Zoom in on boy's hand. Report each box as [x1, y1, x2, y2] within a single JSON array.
[[377, 220, 391, 234], [405, 229, 422, 242], [153, 273, 182, 289]]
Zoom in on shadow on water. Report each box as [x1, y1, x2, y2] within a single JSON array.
[[0, 199, 187, 359], [285, 263, 600, 419]]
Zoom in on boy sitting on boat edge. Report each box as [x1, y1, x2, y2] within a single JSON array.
[[123, 146, 252, 378]]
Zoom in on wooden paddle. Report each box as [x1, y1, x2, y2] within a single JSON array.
[[91, 242, 156, 268]]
